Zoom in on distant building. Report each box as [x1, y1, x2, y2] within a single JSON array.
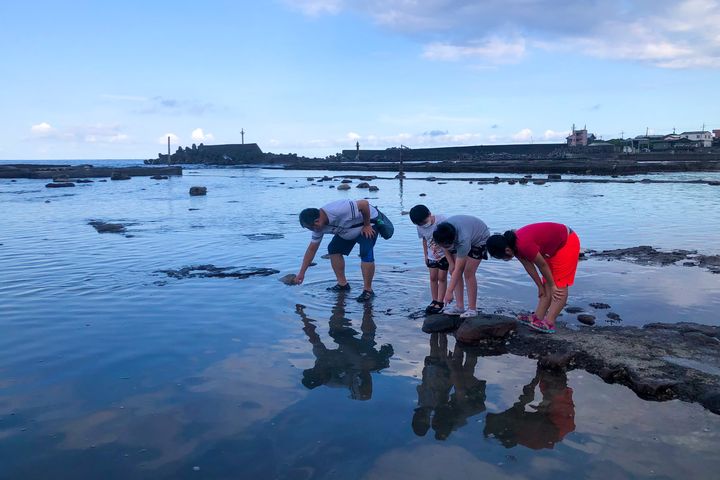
[[713, 129, 720, 140], [680, 131, 713, 148], [566, 125, 596, 146]]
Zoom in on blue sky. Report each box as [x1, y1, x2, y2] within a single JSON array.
[[1, 0, 718, 159]]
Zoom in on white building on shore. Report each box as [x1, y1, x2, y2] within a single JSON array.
[[680, 131, 713, 148]]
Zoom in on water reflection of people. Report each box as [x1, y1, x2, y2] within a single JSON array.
[[484, 367, 576, 450], [412, 334, 487, 440], [296, 293, 393, 400]]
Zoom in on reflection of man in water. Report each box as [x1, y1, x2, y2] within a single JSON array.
[[483, 367, 576, 450], [412, 334, 487, 440], [296, 293, 393, 400]]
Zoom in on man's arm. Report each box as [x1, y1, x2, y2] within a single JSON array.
[[356, 200, 377, 238], [444, 255, 467, 303], [296, 241, 320, 284]]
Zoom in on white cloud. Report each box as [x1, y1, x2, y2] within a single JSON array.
[[542, 129, 569, 141], [512, 128, 533, 141], [158, 133, 180, 145], [423, 37, 526, 64], [30, 122, 55, 136], [289, 0, 720, 69], [191, 128, 215, 143], [346, 132, 361, 141]]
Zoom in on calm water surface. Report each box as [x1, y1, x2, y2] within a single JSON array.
[[1, 164, 720, 479]]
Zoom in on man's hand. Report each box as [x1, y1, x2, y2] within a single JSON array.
[[361, 225, 377, 238], [295, 272, 305, 285]]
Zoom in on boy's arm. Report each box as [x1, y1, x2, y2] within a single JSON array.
[[443, 255, 466, 303], [422, 238, 429, 264]]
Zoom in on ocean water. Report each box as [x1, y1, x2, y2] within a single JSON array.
[[1, 164, 720, 479]]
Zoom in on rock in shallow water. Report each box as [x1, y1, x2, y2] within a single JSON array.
[[46, 182, 75, 188], [279, 273, 298, 285], [577, 314, 596, 326], [337, 184, 351, 191], [189, 186, 207, 196], [88, 221, 126, 234], [157, 264, 279, 280], [422, 314, 463, 333], [456, 314, 517, 344], [565, 306, 584, 314]]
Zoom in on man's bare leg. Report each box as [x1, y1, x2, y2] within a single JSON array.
[[330, 254, 348, 286], [361, 261, 375, 292]]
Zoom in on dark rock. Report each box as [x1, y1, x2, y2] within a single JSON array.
[[708, 181, 720, 186], [307, 177, 314, 181], [368, 185, 379, 192], [359, 176, 376, 181], [401, 210, 410, 215], [99, 179, 107, 182], [244, 233, 284, 241], [150, 175, 169, 180], [322, 176, 332, 181], [422, 314, 463, 333], [88, 221, 126, 234], [419, 193, 426, 197], [340, 179, 352, 184], [329, 185, 335, 188], [45, 182, 75, 188], [538, 351, 576, 370], [524, 175, 533, 178], [532, 180, 546, 185], [426, 176, 437, 181], [590, 302, 611, 309], [356, 182, 370, 188], [508, 180, 516, 185], [577, 314, 596, 326], [548, 174, 562, 180], [189, 186, 207, 196], [188, 208, 200, 211], [337, 184, 351, 190], [456, 314, 517, 345], [606, 312, 622, 322], [110, 172, 131, 181], [75, 179, 94, 183], [565, 306, 584, 314], [157, 264, 279, 280]]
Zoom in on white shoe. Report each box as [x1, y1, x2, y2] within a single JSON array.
[[459, 309, 478, 318], [442, 305, 465, 316]]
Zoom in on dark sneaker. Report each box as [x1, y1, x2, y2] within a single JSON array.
[[356, 290, 375, 302], [327, 283, 351, 292]]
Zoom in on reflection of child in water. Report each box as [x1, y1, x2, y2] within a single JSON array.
[[484, 367, 575, 450], [296, 295, 393, 401], [412, 334, 487, 440]]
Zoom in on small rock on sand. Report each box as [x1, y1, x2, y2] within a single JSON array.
[[189, 186, 207, 196], [337, 184, 351, 190], [577, 314, 596, 326], [356, 182, 370, 188]]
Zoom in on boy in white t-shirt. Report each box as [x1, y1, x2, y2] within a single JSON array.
[[410, 204, 455, 314]]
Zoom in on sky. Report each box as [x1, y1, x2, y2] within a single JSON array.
[[1, 0, 718, 160]]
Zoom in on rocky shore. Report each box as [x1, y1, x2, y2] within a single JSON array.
[[421, 313, 720, 415], [0, 164, 182, 179]]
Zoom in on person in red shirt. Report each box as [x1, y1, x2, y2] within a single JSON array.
[[486, 223, 580, 333]]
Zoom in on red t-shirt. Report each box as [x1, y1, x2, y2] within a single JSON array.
[[515, 222, 568, 261]]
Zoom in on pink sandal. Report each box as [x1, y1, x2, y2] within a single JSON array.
[[517, 313, 539, 325], [529, 317, 556, 334]]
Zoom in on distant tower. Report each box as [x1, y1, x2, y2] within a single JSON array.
[[356, 141, 360, 160], [240, 128, 245, 145], [167, 136, 171, 165]]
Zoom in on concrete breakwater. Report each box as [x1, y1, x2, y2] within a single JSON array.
[[0, 164, 183, 179]]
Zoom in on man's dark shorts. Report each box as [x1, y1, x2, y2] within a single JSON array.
[[468, 245, 488, 260], [327, 227, 379, 262]]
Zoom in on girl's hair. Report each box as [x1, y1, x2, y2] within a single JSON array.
[[486, 230, 517, 259], [432, 222, 456, 245]]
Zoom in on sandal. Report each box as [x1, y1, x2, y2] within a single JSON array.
[[517, 312, 539, 325], [425, 301, 444, 314], [529, 317, 556, 334]]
